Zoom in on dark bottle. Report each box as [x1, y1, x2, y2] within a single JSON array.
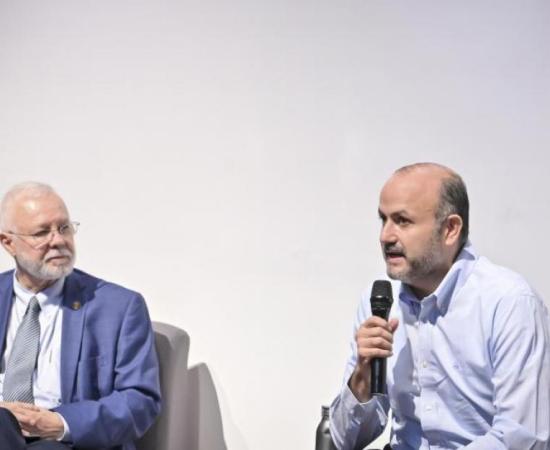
[[315, 405, 337, 450]]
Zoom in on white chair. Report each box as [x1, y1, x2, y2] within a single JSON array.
[[136, 322, 190, 450]]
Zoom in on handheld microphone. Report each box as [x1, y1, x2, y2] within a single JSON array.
[[370, 280, 393, 395]]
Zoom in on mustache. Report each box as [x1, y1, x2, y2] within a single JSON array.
[[383, 244, 405, 256], [44, 248, 73, 260]]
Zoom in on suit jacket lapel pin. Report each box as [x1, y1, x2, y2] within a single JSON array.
[[72, 301, 81, 311]]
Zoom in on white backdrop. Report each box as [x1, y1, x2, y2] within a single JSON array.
[[1, 1, 549, 449]]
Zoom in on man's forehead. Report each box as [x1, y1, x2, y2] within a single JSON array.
[[12, 192, 68, 220], [379, 170, 442, 212]]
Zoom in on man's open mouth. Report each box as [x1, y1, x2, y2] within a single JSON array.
[[385, 250, 405, 260]]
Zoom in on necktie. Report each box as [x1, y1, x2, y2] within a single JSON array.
[[3, 296, 41, 403]]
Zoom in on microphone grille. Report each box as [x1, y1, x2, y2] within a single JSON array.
[[371, 280, 392, 299]]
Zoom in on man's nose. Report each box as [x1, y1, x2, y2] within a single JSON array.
[[47, 228, 66, 247], [380, 221, 397, 244]]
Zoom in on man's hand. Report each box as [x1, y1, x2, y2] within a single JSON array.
[[0, 401, 40, 415], [0, 401, 64, 440], [349, 316, 399, 402]]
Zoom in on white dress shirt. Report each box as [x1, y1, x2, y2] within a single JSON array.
[[0, 273, 70, 440]]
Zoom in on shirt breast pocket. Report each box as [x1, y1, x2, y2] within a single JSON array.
[[427, 356, 476, 393], [432, 357, 493, 433]]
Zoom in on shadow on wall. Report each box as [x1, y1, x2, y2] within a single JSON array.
[[137, 322, 227, 450]]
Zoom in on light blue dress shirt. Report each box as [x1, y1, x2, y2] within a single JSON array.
[[330, 244, 550, 449]]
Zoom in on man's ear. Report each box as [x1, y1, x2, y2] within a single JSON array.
[[0, 232, 17, 257], [443, 214, 463, 246]]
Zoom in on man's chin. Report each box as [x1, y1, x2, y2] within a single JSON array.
[[386, 267, 410, 283], [39, 262, 74, 280], [16, 256, 75, 288]]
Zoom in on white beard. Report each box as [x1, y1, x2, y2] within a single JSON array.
[[16, 248, 76, 281]]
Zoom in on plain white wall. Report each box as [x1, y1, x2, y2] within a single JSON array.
[[1, 1, 549, 449]]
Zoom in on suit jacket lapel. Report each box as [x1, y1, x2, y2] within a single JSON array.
[[0, 272, 14, 356], [60, 272, 86, 402]]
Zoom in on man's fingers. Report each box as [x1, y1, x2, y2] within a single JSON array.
[[17, 409, 64, 440], [357, 346, 392, 360], [7, 405, 41, 429], [363, 316, 393, 330], [12, 410, 32, 425], [19, 416, 38, 427], [16, 411, 41, 435], [5, 406, 28, 417], [356, 325, 394, 345], [357, 336, 393, 351], [355, 316, 397, 363], [18, 412, 34, 423], [388, 318, 399, 332], [13, 402, 40, 411], [0, 401, 41, 414]]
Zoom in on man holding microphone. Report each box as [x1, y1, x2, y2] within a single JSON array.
[[330, 163, 550, 449]]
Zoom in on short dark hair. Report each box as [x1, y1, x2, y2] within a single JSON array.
[[436, 173, 469, 248], [395, 162, 470, 248]]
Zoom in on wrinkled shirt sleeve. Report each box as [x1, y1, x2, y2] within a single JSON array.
[[461, 293, 550, 450], [330, 384, 389, 450], [330, 290, 391, 450], [330, 261, 550, 450]]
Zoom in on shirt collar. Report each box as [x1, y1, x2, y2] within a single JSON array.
[[12, 272, 65, 312], [399, 241, 478, 314]]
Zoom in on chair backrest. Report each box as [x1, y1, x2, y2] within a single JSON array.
[[136, 321, 190, 450]]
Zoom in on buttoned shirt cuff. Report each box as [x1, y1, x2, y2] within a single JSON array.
[[55, 412, 72, 442], [330, 382, 389, 450], [341, 382, 388, 425]]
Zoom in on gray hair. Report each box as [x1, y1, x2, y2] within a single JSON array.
[[0, 182, 58, 231]]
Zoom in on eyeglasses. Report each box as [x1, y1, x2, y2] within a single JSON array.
[[4, 221, 80, 250]]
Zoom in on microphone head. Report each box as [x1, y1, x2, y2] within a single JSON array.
[[370, 280, 393, 319], [371, 280, 392, 299]]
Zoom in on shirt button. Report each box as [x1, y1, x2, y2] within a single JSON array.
[[422, 360, 428, 368], [425, 404, 432, 412]]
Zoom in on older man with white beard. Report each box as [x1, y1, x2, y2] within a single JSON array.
[[0, 182, 160, 450]]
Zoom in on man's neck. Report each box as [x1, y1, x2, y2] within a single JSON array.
[[408, 265, 452, 300], [15, 270, 57, 293]]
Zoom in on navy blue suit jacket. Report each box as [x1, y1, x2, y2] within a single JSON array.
[[0, 269, 161, 449]]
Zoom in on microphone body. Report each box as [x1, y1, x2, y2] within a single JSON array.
[[370, 280, 393, 396]]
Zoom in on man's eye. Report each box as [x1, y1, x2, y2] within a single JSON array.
[[396, 217, 411, 225], [32, 230, 50, 238]]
